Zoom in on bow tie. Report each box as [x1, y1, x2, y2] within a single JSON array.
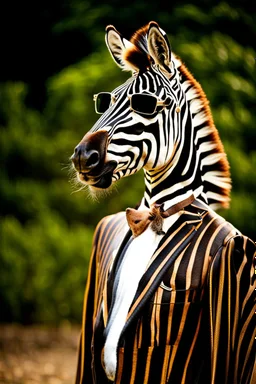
[[126, 195, 195, 238]]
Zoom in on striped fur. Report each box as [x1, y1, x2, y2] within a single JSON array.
[[86, 22, 232, 210], [75, 201, 255, 383], [74, 22, 255, 384]]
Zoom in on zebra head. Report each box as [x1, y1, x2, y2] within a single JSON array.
[[72, 22, 231, 210]]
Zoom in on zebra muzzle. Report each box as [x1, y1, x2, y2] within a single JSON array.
[[71, 130, 108, 174], [71, 130, 118, 188]]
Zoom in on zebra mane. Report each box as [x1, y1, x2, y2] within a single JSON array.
[[123, 25, 231, 210], [122, 25, 151, 71], [175, 56, 231, 209]]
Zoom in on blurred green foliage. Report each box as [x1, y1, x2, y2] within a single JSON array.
[[1, 1, 255, 324]]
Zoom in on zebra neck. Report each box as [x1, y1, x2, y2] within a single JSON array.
[[142, 169, 204, 211]]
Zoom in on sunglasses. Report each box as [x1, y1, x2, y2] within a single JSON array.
[[93, 92, 170, 115]]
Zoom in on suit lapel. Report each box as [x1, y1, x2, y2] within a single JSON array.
[[103, 228, 132, 326], [120, 210, 206, 338]]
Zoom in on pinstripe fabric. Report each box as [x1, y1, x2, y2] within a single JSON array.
[[75, 200, 255, 384]]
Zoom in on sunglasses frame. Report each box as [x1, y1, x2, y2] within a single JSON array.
[[128, 94, 169, 115], [93, 92, 116, 114], [93, 92, 170, 115]]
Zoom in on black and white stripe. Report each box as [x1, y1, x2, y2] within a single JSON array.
[[89, 56, 230, 210]]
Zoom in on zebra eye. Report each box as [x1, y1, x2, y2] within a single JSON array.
[[132, 122, 144, 134]]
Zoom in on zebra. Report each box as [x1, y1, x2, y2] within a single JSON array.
[[72, 22, 255, 384]]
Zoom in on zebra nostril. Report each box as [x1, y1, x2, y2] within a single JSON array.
[[72, 145, 101, 172], [72, 130, 108, 172], [72, 145, 82, 159], [85, 150, 100, 168]]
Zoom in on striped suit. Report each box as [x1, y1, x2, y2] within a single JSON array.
[[75, 200, 255, 384]]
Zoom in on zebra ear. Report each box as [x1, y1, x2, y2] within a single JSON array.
[[147, 22, 172, 73], [105, 25, 135, 70]]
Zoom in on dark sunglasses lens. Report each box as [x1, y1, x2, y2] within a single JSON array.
[[96, 93, 112, 113], [131, 94, 157, 114]]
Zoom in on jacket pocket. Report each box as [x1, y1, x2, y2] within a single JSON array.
[[149, 287, 204, 346]]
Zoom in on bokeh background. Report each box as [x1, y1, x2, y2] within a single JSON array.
[[1, 0, 255, 332]]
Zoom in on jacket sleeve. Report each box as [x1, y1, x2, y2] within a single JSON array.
[[75, 222, 102, 384], [208, 235, 255, 384]]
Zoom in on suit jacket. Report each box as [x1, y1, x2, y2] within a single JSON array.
[[75, 200, 255, 384]]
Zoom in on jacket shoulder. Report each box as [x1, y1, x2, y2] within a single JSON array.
[[92, 211, 129, 258], [94, 211, 127, 237], [221, 233, 256, 264], [192, 200, 254, 258], [209, 230, 255, 289], [207, 207, 255, 254]]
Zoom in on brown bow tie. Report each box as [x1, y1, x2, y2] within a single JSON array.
[[126, 195, 195, 238]]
